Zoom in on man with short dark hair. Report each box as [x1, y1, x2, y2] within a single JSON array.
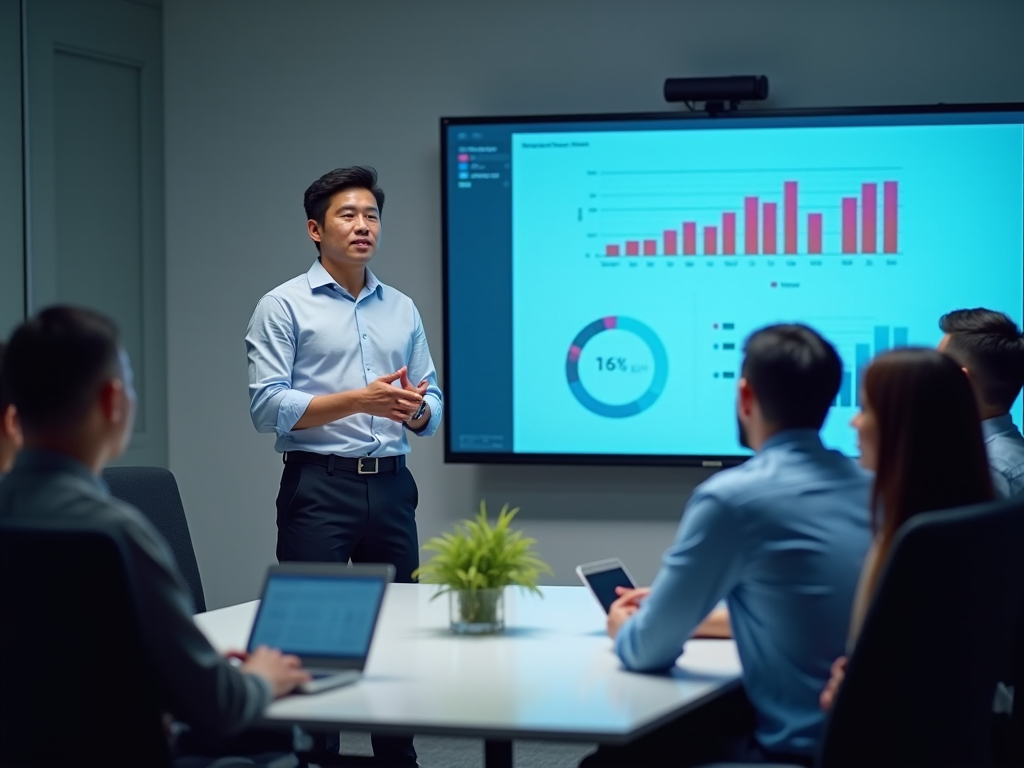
[[0, 306, 310, 756], [938, 308, 1024, 497], [246, 166, 442, 767], [580, 324, 871, 767], [0, 341, 22, 478]]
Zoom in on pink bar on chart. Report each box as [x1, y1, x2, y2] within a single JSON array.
[[883, 181, 898, 253], [763, 202, 778, 255], [625, 241, 639, 256], [784, 181, 797, 254], [861, 183, 877, 254], [663, 230, 678, 255], [605, 244, 620, 257], [842, 197, 857, 254], [704, 226, 718, 255], [643, 239, 657, 256], [722, 212, 736, 255], [744, 197, 759, 254], [808, 213, 823, 254], [683, 222, 697, 255]]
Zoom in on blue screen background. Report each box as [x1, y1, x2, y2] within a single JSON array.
[[444, 111, 1024, 460]]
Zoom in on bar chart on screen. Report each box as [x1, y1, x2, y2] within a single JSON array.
[[835, 324, 911, 408], [704, 316, 915, 452], [585, 168, 902, 261]]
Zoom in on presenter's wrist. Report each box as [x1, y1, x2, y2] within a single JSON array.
[[405, 399, 428, 424]]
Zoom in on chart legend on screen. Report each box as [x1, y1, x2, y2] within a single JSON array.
[[599, 178, 900, 259]]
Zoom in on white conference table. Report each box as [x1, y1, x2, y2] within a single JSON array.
[[195, 584, 742, 768]]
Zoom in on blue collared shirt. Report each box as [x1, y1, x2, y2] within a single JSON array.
[[983, 414, 1024, 498], [246, 260, 443, 457], [615, 430, 872, 757]]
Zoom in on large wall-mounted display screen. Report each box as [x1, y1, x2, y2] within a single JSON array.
[[442, 104, 1024, 465]]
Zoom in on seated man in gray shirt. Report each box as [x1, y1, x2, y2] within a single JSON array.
[[938, 308, 1024, 498], [0, 306, 310, 755], [582, 324, 872, 768]]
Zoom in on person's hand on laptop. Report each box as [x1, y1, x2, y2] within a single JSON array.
[[607, 586, 650, 639], [228, 646, 311, 698]]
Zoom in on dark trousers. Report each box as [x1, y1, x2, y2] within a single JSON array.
[[578, 686, 814, 768], [276, 457, 420, 768], [172, 724, 297, 767]]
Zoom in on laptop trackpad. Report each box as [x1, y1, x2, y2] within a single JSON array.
[[299, 670, 362, 694]]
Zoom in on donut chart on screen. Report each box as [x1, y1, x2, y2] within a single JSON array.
[[565, 316, 668, 418]]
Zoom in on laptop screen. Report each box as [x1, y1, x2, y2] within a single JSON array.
[[248, 574, 386, 659]]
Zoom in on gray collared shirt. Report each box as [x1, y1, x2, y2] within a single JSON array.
[[0, 450, 271, 739], [983, 414, 1024, 498]]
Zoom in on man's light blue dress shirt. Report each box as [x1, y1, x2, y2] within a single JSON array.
[[983, 414, 1024, 498], [615, 430, 872, 757], [245, 259, 443, 457]]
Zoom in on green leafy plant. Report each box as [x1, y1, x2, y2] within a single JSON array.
[[413, 501, 553, 598]]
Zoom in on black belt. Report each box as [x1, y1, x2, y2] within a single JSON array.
[[283, 451, 406, 475]]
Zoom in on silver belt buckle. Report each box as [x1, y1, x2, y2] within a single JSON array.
[[357, 457, 379, 475]]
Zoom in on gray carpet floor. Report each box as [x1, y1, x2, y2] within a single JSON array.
[[337, 732, 595, 768]]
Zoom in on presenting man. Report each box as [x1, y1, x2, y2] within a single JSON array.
[[246, 166, 442, 767]]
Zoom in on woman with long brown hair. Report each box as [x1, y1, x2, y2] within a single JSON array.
[[820, 347, 994, 710]]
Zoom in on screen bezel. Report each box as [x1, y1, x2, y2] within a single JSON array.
[[247, 562, 394, 669], [440, 101, 1024, 467]]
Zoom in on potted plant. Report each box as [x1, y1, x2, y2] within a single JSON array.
[[413, 501, 553, 634]]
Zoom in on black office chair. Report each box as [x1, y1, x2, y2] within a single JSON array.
[[819, 495, 1024, 767], [0, 518, 170, 767], [103, 466, 207, 613], [994, 606, 1024, 766]]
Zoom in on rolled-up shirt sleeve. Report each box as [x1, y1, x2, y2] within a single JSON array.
[[615, 492, 744, 672], [246, 296, 314, 435], [406, 306, 443, 438]]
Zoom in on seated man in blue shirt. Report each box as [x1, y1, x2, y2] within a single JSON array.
[[938, 308, 1024, 498], [581, 324, 872, 767]]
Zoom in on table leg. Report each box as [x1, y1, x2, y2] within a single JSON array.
[[484, 739, 513, 768]]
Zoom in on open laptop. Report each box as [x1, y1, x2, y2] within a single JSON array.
[[247, 562, 394, 694]]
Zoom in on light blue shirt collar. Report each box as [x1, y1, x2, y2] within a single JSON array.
[[982, 414, 1018, 442], [305, 259, 383, 301], [759, 428, 824, 453]]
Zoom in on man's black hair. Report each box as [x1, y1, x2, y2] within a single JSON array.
[[741, 324, 843, 430], [1, 306, 122, 432], [939, 308, 1024, 412]]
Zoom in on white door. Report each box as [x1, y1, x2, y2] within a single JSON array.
[[23, 0, 166, 466]]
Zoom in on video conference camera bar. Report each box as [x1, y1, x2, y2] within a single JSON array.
[[664, 75, 769, 115]]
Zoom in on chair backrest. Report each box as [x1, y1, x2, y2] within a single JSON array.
[[103, 466, 206, 613], [819, 495, 1024, 768], [1007, 606, 1024, 764], [0, 519, 170, 767]]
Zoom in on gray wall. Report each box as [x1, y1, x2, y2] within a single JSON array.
[[0, 0, 24, 337], [164, 0, 1024, 610]]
